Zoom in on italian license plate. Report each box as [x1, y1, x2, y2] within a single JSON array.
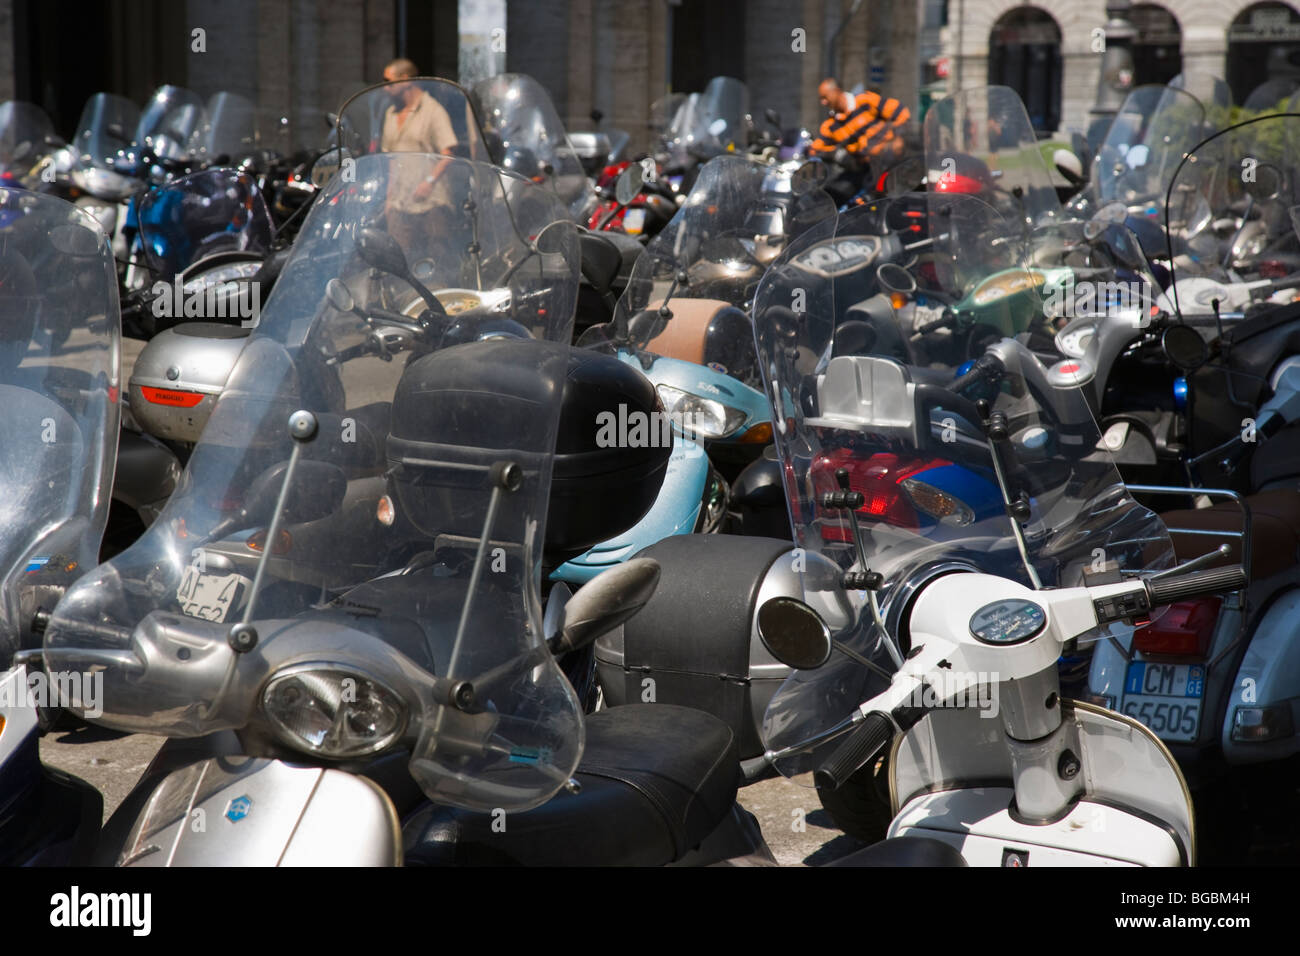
[[1121, 661, 1204, 743], [176, 567, 250, 623]]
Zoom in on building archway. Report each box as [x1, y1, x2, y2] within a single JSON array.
[[1130, 4, 1182, 86], [1228, 2, 1300, 104], [988, 6, 1061, 133]]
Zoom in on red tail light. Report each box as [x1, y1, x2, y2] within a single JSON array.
[[813, 449, 949, 541], [934, 174, 986, 195], [1133, 597, 1221, 658]]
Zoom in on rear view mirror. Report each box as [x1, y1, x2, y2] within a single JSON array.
[[614, 163, 644, 206], [356, 227, 411, 279], [325, 277, 356, 314], [758, 597, 832, 670], [1162, 324, 1207, 371]]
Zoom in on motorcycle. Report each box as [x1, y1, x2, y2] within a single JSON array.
[[746, 191, 1233, 865], [42, 151, 771, 867], [0, 188, 121, 862]]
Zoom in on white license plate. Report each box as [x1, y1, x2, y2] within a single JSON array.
[[1121, 661, 1204, 742], [176, 567, 251, 623], [622, 207, 646, 235]]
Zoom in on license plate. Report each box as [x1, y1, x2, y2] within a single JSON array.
[[622, 207, 646, 235], [1121, 661, 1204, 742], [176, 567, 250, 623]]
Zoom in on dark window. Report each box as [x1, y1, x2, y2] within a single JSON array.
[[988, 7, 1061, 133]]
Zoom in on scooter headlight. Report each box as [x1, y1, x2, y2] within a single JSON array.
[[262, 664, 407, 758], [655, 383, 747, 439]]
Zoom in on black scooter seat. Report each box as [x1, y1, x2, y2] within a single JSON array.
[[402, 704, 739, 866]]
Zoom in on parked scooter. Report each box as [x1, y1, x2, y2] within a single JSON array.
[[0, 188, 121, 862], [747, 215, 1229, 864], [43, 153, 771, 867]]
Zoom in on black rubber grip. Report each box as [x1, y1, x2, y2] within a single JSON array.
[[951, 354, 1003, 397], [814, 712, 893, 791], [1146, 564, 1247, 607]]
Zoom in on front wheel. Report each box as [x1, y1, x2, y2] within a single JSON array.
[[816, 754, 893, 844]]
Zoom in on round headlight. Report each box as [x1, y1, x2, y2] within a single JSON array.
[[262, 664, 407, 758]]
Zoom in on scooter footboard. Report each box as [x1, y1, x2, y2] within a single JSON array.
[[114, 756, 401, 866], [889, 787, 1184, 866]]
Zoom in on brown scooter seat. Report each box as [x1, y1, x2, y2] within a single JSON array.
[[1159, 489, 1300, 581], [640, 297, 729, 365]]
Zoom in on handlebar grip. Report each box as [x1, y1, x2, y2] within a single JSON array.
[[1146, 565, 1247, 607], [813, 711, 893, 791], [950, 353, 1003, 398]]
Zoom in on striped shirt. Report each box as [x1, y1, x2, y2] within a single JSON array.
[[811, 91, 910, 160]]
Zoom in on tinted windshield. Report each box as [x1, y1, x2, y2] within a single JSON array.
[[135, 85, 208, 161], [0, 189, 119, 666], [136, 167, 274, 276], [471, 73, 594, 222], [753, 195, 1173, 775], [46, 154, 586, 811], [201, 92, 259, 161]]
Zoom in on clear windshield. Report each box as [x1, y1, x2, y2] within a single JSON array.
[[924, 86, 1061, 229], [594, 155, 835, 364], [1164, 111, 1300, 288], [471, 73, 594, 222], [136, 168, 274, 276], [0, 189, 120, 666], [0, 102, 57, 177], [45, 155, 586, 812], [201, 92, 259, 161], [1095, 86, 1206, 208], [334, 78, 488, 161], [72, 92, 140, 171], [135, 86, 209, 162], [1168, 72, 1233, 112], [753, 195, 1173, 776], [649, 93, 686, 137], [685, 77, 749, 159]]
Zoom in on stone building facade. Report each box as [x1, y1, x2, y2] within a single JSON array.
[[0, 0, 918, 155], [943, 1, 1300, 135]]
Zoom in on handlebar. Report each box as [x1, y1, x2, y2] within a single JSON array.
[[814, 711, 893, 791], [1146, 564, 1247, 606]]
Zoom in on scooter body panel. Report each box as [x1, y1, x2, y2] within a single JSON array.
[[550, 430, 708, 585], [1223, 586, 1300, 765], [117, 756, 402, 867], [889, 788, 1181, 866]]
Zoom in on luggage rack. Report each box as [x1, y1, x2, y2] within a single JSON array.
[[1126, 484, 1252, 586]]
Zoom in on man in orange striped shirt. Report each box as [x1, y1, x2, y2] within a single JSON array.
[[810, 77, 911, 204]]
